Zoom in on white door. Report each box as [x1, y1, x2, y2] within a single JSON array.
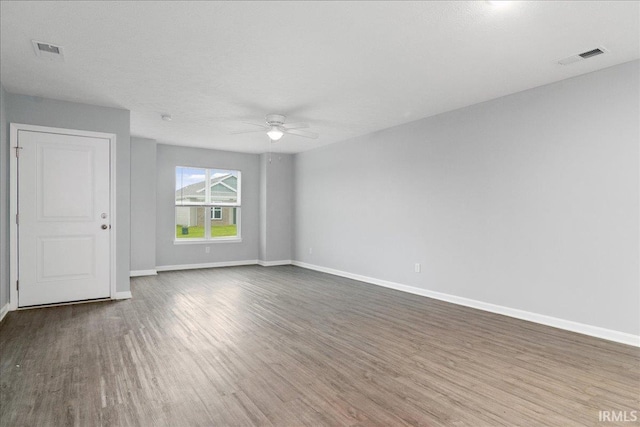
[[18, 130, 111, 307]]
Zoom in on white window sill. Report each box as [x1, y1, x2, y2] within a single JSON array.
[[174, 238, 242, 245]]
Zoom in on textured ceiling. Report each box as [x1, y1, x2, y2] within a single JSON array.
[[1, 1, 638, 153]]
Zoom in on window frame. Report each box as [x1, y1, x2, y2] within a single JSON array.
[[211, 206, 223, 220], [174, 167, 242, 244]]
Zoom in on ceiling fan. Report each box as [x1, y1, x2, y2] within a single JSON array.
[[230, 114, 318, 141]]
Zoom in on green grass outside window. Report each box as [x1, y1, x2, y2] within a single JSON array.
[[176, 225, 237, 239]]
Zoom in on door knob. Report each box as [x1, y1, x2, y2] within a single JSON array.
[[101, 224, 108, 230]]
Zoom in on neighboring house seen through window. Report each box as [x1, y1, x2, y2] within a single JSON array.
[[175, 167, 241, 241]]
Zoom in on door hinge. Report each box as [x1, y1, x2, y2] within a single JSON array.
[[16, 280, 19, 291], [15, 213, 19, 225], [14, 146, 23, 158]]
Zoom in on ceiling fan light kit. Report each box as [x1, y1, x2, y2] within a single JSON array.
[[231, 113, 319, 141], [266, 127, 284, 141]]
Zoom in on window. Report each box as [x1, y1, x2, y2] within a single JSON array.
[[175, 167, 241, 241], [211, 207, 222, 220]]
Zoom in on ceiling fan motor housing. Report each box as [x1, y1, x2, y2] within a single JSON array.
[[265, 114, 286, 126]]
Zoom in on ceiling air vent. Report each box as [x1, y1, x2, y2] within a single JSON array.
[[558, 47, 607, 65], [579, 48, 605, 59], [31, 40, 65, 62]]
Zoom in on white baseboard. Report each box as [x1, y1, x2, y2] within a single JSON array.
[[156, 260, 258, 272], [258, 260, 292, 267], [130, 269, 158, 277], [0, 303, 9, 323], [113, 291, 132, 300], [292, 261, 640, 348]]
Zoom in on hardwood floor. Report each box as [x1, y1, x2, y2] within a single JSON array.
[[1, 265, 638, 426]]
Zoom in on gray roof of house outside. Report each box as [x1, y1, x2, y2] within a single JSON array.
[[176, 173, 237, 200]]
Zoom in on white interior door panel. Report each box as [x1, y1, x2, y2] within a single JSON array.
[[18, 130, 111, 307]]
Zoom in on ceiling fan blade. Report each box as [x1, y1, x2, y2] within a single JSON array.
[[284, 128, 319, 139], [229, 128, 265, 135], [281, 122, 309, 130], [229, 122, 269, 135], [242, 122, 269, 128]]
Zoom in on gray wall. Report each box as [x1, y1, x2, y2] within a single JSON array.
[[0, 86, 8, 310], [156, 144, 260, 267], [131, 137, 157, 272], [294, 60, 640, 336], [260, 153, 294, 262], [6, 94, 131, 293], [259, 154, 268, 261]]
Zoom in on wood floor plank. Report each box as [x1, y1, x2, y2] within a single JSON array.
[[1, 265, 638, 426]]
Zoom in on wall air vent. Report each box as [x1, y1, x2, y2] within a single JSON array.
[[558, 47, 607, 65], [31, 40, 65, 62]]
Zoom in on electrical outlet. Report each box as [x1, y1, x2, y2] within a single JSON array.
[[205, 246, 210, 254], [309, 247, 313, 254], [414, 263, 421, 273]]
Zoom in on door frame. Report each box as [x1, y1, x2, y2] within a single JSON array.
[[9, 123, 117, 310]]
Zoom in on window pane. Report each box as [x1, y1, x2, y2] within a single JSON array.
[[176, 207, 205, 239], [175, 167, 206, 205], [209, 169, 240, 204], [210, 207, 239, 238]]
